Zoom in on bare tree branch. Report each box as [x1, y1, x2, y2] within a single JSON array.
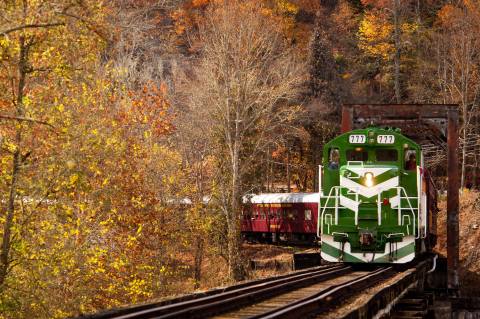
[[0, 114, 55, 128], [0, 22, 65, 35]]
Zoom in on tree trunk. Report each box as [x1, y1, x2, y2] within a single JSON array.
[[461, 119, 467, 189], [393, 0, 401, 103], [228, 154, 244, 281], [228, 117, 244, 281], [193, 237, 204, 289], [266, 147, 270, 192], [286, 146, 291, 192], [0, 150, 20, 288], [0, 36, 27, 288], [474, 153, 478, 189]]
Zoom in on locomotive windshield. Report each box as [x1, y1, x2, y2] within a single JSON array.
[[375, 149, 398, 162], [346, 149, 368, 161]]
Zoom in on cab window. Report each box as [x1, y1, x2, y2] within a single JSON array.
[[376, 149, 398, 162], [405, 150, 417, 170], [346, 149, 368, 161], [328, 148, 340, 169]]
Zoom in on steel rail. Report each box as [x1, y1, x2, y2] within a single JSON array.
[[249, 266, 395, 319], [75, 264, 337, 319], [105, 265, 352, 319]]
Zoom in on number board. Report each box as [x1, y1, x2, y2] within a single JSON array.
[[348, 135, 366, 144], [377, 135, 395, 144]]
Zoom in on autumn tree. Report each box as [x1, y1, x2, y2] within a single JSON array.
[[172, 76, 220, 288], [309, 13, 342, 105], [0, 1, 191, 317], [186, 0, 303, 281], [0, 0, 107, 291], [357, 0, 420, 102], [0, 1, 113, 316], [434, 1, 480, 189]]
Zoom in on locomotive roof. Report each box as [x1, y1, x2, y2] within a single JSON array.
[[244, 193, 320, 204], [326, 126, 420, 148]]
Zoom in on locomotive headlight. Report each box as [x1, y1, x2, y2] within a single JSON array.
[[364, 172, 374, 187]]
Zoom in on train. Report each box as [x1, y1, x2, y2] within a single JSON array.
[[242, 126, 438, 263], [241, 193, 319, 244]]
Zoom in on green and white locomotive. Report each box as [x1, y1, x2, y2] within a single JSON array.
[[318, 126, 437, 263]]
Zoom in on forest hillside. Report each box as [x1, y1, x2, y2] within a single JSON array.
[[0, 1, 479, 318]]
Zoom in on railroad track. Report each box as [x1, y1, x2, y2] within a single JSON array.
[[78, 264, 399, 319], [213, 267, 393, 319]]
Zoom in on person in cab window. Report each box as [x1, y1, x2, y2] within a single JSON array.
[[329, 149, 339, 169], [406, 153, 416, 171]]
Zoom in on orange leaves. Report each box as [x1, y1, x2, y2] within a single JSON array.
[[271, 146, 286, 159], [172, 0, 302, 51], [171, 0, 212, 37], [436, 4, 460, 27], [436, 1, 480, 29], [121, 81, 174, 138], [361, 0, 391, 9], [192, 0, 211, 8]]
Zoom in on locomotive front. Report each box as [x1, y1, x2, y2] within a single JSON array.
[[318, 127, 427, 263]]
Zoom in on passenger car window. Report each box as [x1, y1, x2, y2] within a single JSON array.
[[268, 208, 274, 219], [376, 149, 398, 162], [346, 149, 368, 161], [304, 209, 312, 221], [288, 209, 295, 219], [260, 208, 266, 220], [287, 212, 292, 219]]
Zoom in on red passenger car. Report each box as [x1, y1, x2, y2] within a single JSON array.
[[241, 193, 319, 244]]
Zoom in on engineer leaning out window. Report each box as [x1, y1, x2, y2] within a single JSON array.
[[329, 148, 339, 169]]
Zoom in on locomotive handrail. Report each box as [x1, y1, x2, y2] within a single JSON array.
[[385, 232, 405, 239], [319, 186, 360, 236], [417, 165, 423, 239], [377, 191, 382, 225], [417, 165, 427, 239], [402, 215, 412, 235], [394, 186, 419, 239], [319, 185, 419, 239], [318, 165, 323, 195], [325, 214, 333, 234], [319, 186, 341, 237]]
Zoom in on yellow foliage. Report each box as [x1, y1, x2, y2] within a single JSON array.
[[69, 174, 79, 185], [275, 0, 299, 16], [358, 12, 393, 60], [358, 11, 419, 61]]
